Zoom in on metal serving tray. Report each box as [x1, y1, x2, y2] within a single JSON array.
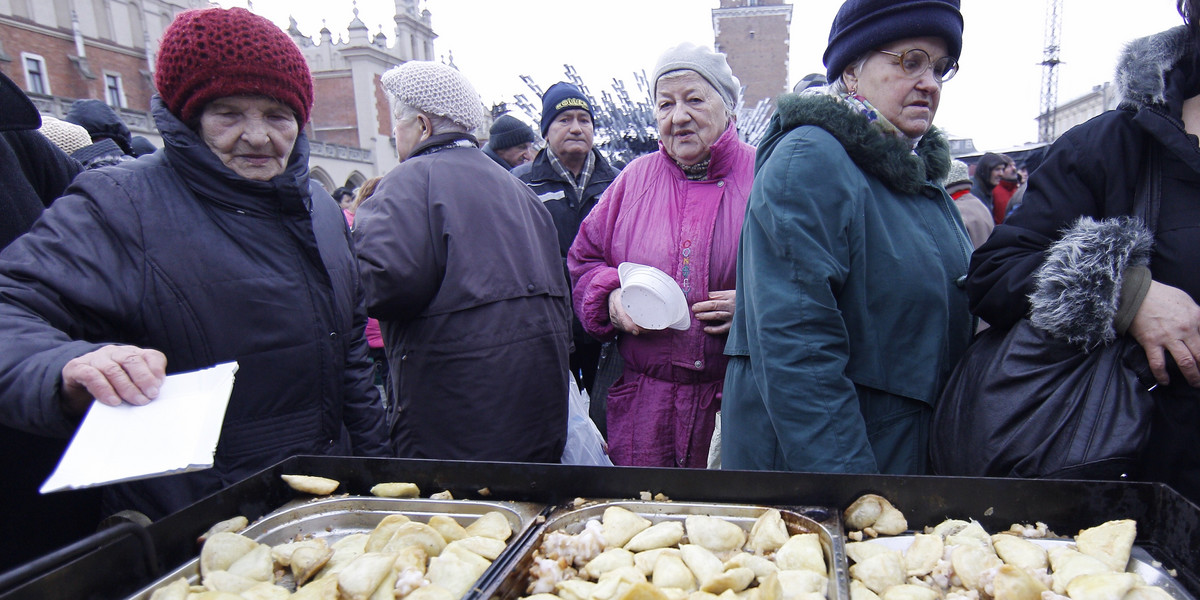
[[126, 496, 546, 599], [864, 536, 1195, 600], [477, 499, 845, 600]]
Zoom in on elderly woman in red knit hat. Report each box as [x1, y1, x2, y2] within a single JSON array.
[[0, 7, 389, 522]]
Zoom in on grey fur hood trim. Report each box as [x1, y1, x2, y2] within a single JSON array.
[[1029, 216, 1154, 350], [1116, 25, 1189, 108]]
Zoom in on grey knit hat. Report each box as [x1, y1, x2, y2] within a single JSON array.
[[652, 43, 741, 109], [943, 159, 971, 187], [381, 61, 484, 131], [38, 115, 93, 156]]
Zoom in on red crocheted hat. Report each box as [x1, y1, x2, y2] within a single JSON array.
[[154, 7, 313, 125]]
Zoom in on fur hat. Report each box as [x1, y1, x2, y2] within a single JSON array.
[[652, 42, 741, 109], [824, 0, 964, 82], [539, 82, 592, 137], [943, 159, 971, 188], [488, 115, 535, 150], [38, 115, 93, 156], [154, 7, 313, 125], [381, 61, 484, 132]]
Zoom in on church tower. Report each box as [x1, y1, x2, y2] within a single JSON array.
[[712, 0, 792, 107]]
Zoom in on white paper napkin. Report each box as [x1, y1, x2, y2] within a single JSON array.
[[40, 361, 239, 493]]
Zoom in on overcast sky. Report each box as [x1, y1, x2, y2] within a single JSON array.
[[226, 0, 1184, 151]]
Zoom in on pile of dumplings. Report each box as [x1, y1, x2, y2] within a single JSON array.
[[848, 517, 1174, 600], [519, 506, 829, 600], [149, 510, 514, 600]]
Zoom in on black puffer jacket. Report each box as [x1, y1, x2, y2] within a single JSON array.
[[967, 26, 1200, 501], [0, 97, 389, 519]]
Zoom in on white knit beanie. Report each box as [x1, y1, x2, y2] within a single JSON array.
[[381, 61, 484, 132], [944, 159, 972, 187], [653, 42, 741, 109], [38, 115, 93, 156]]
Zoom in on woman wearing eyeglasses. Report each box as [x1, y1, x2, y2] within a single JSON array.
[[721, 0, 972, 474]]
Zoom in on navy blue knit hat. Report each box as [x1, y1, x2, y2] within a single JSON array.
[[489, 115, 536, 151], [823, 0, 963, 82], [540, 82, 593, 137]]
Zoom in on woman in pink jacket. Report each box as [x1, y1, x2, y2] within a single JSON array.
[[568, 43, 755, 468]]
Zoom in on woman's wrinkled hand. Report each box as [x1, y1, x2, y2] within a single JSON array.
[[693, 290, 736, 335], [60, 345, 168, 416], [1128, 281, 1200, 387], [608, 288, 643, 336]]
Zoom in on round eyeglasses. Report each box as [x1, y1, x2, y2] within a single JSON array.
[[876, 48, 959, 83]]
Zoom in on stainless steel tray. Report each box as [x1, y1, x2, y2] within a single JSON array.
[[126, 496, 547, 599], [864, 536, 1194, 600], [476, 500, 845, 600]]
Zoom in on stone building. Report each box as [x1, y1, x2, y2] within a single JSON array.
[[711, 0, 792, 107], [0, 0, 437, 193]]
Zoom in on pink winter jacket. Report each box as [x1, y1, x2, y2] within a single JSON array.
[[568, 124, 755, 468]]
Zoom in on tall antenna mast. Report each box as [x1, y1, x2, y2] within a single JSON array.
[[1038, 0, 1063, 143]]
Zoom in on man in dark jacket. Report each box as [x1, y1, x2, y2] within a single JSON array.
[[0, 7, 389, 523], [483, 114, 536, 170], [355, 61, 571, 462], [0, 71, 99, 571], [514, 82, 619, 394], [64, 98, 135, 169]]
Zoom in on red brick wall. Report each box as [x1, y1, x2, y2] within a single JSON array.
[[310, 73, 359, 146], [0, 24, 152, 109], [715, 12, 790, 106]]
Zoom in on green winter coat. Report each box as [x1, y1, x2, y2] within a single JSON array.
[[722, 93, 973, 474]]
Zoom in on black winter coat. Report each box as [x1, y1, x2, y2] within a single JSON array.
[[0, 97, 390, 519], [967, 26, 1200, 501], [353, 133, 571, 463]]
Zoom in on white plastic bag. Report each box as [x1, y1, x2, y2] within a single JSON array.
[[560, 375, 614, 466]]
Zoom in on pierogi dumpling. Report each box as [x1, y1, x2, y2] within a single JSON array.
[[200, 532, 260, 576], [902, 534, 942, 576], [1075, 519, 1136, 572], [429, 515, 470, 543], [844, 541, 899, 565], [990, 564, 1048, 600], [625, 522, 685, 552], [406, 583, 457, 600], [878, 584, 938, 600], [383, 521, 448, 557], [699, 567, 754, 594], [773, 534, 824, 574], [849, 578, 881, 600], [466, 511, 512, 541], [747, 509, 790, 555], [723, 552, 778, 578], [370, 482, 420, 498], [445, 535, 507, 560], [365, 514, 411, 552], [847, 552, 903, 594], [1048, 546, 1112, 595], [1066, 572, 1143, 600], [651, 552, 696, 591], [635, 548, 681, 575], [226, 544, 273, 582], [290, 544, 333, 586], [584, 548, 637, 580], [774, 569, 828, 596], [950, 545, 1002, 592], [428, 545, 492, 598], [990, 534, 1047, 572], [337, 552, 398, 600], [604, 507, 654, 549], [685, 515, 747, 552], [281, 474, 340, 495], [679, 544, 724, 585], [557, 578, 599, 600]]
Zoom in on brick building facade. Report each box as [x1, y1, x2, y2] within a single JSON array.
[[711, 0, 792, 108]]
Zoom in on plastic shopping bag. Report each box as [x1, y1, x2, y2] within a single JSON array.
[[560, 375, 614, 466]]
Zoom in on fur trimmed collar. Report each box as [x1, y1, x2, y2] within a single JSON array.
[[773, 93, 950, 195], [1116, 25, 1190, 108]]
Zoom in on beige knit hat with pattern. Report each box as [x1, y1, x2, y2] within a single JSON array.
[[39, 115, 93, 156], [381, 61, 484, 132]]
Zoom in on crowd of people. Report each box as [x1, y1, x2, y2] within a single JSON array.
[[2, 0, 1199, 571]]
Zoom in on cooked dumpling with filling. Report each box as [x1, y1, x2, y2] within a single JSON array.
[[465, 511, 512, 541], [1066, 572, 1143, 600], [406, 583, 457, 600], [950, 545, 1002, 592], [849, 578, 880, 600], [604, 507, 653, 549], [848, 552, 903, 595], [445, 535, 507, 560], [1124, 586, 1176, 600], [747, 509, 790, 555], [651, 552, 696, 591], [989, 564, 1048, 600], [902, 534, 943, 577], [291, 575, 339, 600], [281, 474, 340, 495], [685, 515, 747, 552], [699, 567, 754, 594], [241, 581, 292, 600], [200, 532, 260, 577], [338, 552, 399, 600], [944, 520, 992, 551], [148, 577, 190, 600], [291, 544, 333, 586], [591, 566, 648, 600], [616, 581, 670, 600], [634, 548, 681, 575], [723, 552, 777, 578], [679, 544, 724, 585], [584, 548, 637, 580], [271, 538, 328, 567], [556, 578, 599, 600], [1075, 519, 1136, 572], [990, 534, 1047, 572], [1048, 546, 1112, 595], [427, 545, 492, 598], [625, 522, 684, 552], [774, 534, 824, 574], [197, 516, 249, 544], [318, 533, 369, 579], [429, 515, 470, 543], [383, 522, 448, 557], [845, 542, 899, 565], [366, 514, 412, 552], [371, 482, 420, 498], [225, 544, 273, 582], [775, 569, 827, 596], [203, 570, 260, 594], [843, 494, 907, 535], [879, 584, 938, 600]]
